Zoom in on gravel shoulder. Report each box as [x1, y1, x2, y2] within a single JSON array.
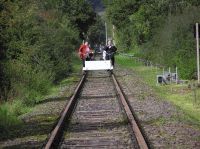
[[114, 66, 200, 149], [0, 74, 80, 148]]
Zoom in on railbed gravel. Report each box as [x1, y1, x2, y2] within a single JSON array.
[[1, 66, 200, 148], [114, 66, 200, 149], [60, 71, 139, 148]]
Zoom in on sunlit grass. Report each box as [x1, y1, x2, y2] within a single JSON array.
[[0, 100, 29, 133], [116, 55, 200, 126]]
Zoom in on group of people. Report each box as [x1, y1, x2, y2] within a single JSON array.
[[78, 40, 117, 67]]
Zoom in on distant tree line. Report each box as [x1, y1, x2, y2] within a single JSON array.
[[0, 0, 104, 103], [103, 0, 200, 79]]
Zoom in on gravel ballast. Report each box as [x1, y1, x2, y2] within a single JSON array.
[[114, 66, 200, 149]]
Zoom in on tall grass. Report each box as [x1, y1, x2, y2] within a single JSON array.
[[6, 60, 54, 105], [0, 100, 29, 133]]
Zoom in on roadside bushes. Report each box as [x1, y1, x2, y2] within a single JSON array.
[[40, 17, 79, 82], [0, 101, 23, 133], [7, 60, 53, 105], [142, 6, 200, 79], [0, 0, 99, 134], [0, 0, 80, 103], [104, 0, 200, 79]]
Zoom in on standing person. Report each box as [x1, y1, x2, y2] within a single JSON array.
[[99, 44, 103, 53], [94, 44, 98, 54], [78, 41, 90, 67], [104, 40, 117, 66]]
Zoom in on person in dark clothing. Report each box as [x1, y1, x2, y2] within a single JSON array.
[[104, 40, 117, 66]]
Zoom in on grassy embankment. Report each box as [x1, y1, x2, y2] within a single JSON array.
[[0, 54, 82, 134], [116, 54, 200, 127]]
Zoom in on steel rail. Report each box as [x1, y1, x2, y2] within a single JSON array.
[[45, 73, 87, 149], [45, 71, 149, 149], [111, 73, 149, 149]]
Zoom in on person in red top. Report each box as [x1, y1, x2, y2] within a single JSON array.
[[78, 41, 90, 67]]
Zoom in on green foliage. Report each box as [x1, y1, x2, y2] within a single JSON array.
[[142, 6, 200, 79], [0, 0, 99, 135], [5, 60, 52, 105], [10, 100, 30, 116], [61, 0, 96, 38], [0, 0, 101, 104], [88, 0, 105, 12], [129, 4, 154, 44], [105, 0, 200, 79], [39, 15, 79, 81], [0, 101, 23, 133], [0, 99, 32, 135], [104, 0, 139, 28], [71, 53, 82, 72], [87, 15, 105, 46], [103, 0, 140, 49]]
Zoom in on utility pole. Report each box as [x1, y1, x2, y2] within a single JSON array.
[[105, 22, 108, 45], [196, 23, 200, 83], [176, 67, 178, 84], [112, 25, 115, 45], [112, 25, 115, 38]]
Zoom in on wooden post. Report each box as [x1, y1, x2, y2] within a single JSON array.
[[105, 22, 108, 45], [112, 25, 115, 45], [156, 65, 158, 73], [196, 23, 200, 83], [162, 68, 165, 85], [176, 67, 178, 84], [163, 68, 164, 76], [163, 67, 165, 77], [169, 67, 171, 84]]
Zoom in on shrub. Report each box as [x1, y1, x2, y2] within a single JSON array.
[[6, 60, 53, 105], [0, 102, 22, 133]]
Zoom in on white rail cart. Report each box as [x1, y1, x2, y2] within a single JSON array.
[[82, 60, 113, 71]]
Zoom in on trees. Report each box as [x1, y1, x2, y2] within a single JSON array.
[[87, 15, 105, 46], [1, 0, 80, 103], [104, 0, 200, 79], [0, 0, 98, 102], [0, 0, 14, 100], [61, 0, 96, 39], [103, 0, 140, 49]]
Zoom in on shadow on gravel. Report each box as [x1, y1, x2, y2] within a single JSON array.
[[0, 114, 58, 141], [68, 121, 129, 133], [2, 141, 44, 149], [36, 96, 70, 104], [81, 95, 116, 100]]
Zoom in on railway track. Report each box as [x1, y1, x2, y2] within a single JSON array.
[[44, 70, 149, 149]]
